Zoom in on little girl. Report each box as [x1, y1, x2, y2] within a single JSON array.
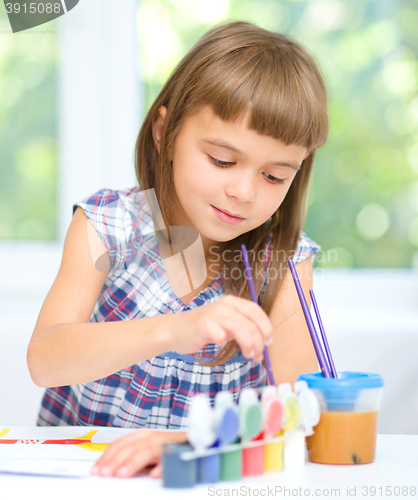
[[27, 21, 328, 477]]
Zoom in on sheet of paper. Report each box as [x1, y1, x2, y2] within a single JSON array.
[[0, 426, 145, 477], [0, 457, 95, 477]]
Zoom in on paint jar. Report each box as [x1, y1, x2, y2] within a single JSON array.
[[215, 391, 242, 482], [261, 385, 284, 472], [297, 372, 384, 465], [162, 443, 197, 488], [220, 443, 242, 481], [198, 446, 220, 484], [239, 388, 263, 477]]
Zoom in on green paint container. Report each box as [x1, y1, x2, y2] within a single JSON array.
[[220, 446, 242, 481]]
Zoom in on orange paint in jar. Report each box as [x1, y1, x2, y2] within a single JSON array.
[[307, 410, 379, 464]]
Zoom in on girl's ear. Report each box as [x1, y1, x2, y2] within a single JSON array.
[[303, 150, 310, 160], [152, 106, 167, 153]]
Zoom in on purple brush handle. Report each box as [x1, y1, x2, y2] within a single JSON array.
[[241, 244, 275, 386], [310, 290, 338, 378], [260, 328, 275, 386], [287, 259, 331, 378]]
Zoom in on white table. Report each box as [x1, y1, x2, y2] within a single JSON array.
[[0, 427, 416, 500]]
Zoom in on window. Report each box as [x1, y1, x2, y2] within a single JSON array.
[[137, 0, 418, 269], [0, 5, 58, 241], [0, 0, 140, 298]]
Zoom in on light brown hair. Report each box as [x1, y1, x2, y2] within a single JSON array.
[[134, 21, 329, 365]]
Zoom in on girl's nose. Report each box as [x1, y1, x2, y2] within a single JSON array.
[[225, 172, 256, 203]]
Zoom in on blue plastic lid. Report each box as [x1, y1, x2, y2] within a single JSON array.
[[297, 371, 384, 390], [217, 407, 239, 446]]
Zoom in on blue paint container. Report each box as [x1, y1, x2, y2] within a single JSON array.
[[162, 443, 197, 488], [198, 443, 221, 484], [197, 401, 240, 483]]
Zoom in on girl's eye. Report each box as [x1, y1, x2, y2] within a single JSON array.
[[209, 156, 235, 168], [263, 172, 285, 185], [209, 155, 285, 184]]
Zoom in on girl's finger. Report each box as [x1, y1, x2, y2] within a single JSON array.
[[221, 315, 265, 361], [149, 463, 162, 479], [114, 441, 162, 478], [94, 441, 148, 477], [92, 442, 130, 473], [92, 430, 151, 472], [92, 430, 187, 477], [228, 296, 274, 343], [205, 319, 227, 347]]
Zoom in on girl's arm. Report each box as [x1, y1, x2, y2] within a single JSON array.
[[27, 208, 273, 388], [27, 207, 174, 387], [266, 256, 319, 385]]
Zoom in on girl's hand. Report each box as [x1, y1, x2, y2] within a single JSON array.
[[90, 429, 187, 478], [170, 295, 274, 362]]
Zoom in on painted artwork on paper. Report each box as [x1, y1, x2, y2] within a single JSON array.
[[0, 428, 109, 452]]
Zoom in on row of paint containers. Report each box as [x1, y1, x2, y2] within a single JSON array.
[[162, 380, 320, 488]]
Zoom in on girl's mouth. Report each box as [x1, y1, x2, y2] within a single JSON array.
[[211, 205, 246, 225]]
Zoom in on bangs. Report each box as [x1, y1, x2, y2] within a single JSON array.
[[189, 45, 328, 151]]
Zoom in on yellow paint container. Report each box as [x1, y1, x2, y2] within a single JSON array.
[[264, 437, 284, 471]]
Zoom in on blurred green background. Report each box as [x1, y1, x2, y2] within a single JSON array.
[[1, 0, 417, 268], [0, 5, 57, 241]]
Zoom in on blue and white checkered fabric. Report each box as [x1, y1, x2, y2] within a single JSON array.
[[37, 187, 320, 429]]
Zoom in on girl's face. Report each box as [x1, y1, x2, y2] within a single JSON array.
[[167, 105, 308, 256]]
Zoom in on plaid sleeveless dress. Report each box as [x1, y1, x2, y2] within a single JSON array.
[[37, 187, 320, 429]]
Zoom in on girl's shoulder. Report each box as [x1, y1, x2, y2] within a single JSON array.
[[292, 231, 321, 264], [265, 231, 320, 265], [72, 186, 149, 218], [72, 186, 155, 270], [258, 231, 320, 302]]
